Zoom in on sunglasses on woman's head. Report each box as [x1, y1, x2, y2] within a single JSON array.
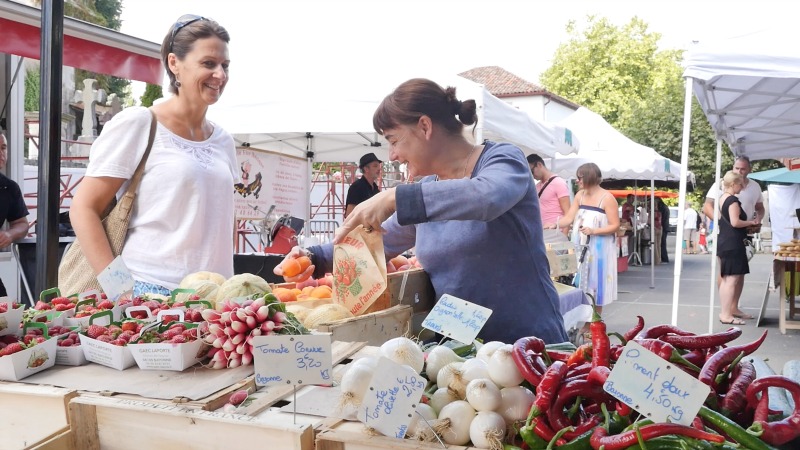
[[169, 14, 207, 53]]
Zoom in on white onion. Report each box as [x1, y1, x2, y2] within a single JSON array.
[[407, 403, 437, 438], [469, 410, 507, 450], [429, 387, 460, 415], [437, 400, 476, 445], [461, 357, 491, 383], [338, 358, 376, 409], [487, 344, 524, 387], [424, 345, 464, 381], [498, 386, 535, 425], [465, 378, 502, 412], [476, 341, 505, 363], [380, 337, 424, 374], [436, 361, 467, 398]]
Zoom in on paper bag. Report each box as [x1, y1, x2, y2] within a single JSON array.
[[333, 225, 388, 316]]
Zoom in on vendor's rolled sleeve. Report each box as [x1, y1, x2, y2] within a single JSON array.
[[395, 183, 426, 226]]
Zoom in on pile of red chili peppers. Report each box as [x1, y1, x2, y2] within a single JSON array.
[[509, 312, 800, 449]]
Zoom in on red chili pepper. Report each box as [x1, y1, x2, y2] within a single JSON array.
[[745, 375, 800, 445], [691, 416, 705, 431], [529, 361, 567, 418], [545, 350, 572, 363], [622, 315, 645, 342], [512, 337, 546, 386], [682, 349, 706, 367], [587, 365, 611, 386], [567, 343, 592, 367], [640, 324, 695, 339], [531, 415, 566, 446], [567, 362, 593, 378], [720, 360, 756, 415], [615, 402, 632, 417], [659, 327, 742, 350], [590, 307, 610, 368], [634, 338, 701, 371], [563, 415, 602, 440], [548, 379, 611, 430], [698, 330, 767, 389], [590, 423, 725, 450]]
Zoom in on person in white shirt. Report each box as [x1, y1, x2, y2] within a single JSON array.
[[69, 16, 238, 296], [684, 203, 698, 254]]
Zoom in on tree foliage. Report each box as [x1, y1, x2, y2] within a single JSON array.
[[140, 83, 163, 107], [539, 16, 743, 196]]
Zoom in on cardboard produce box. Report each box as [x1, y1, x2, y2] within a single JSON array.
[[0, 323, 58, 381], [128, 319, 204, 371], [364, 268, 435, 315], [0, 300, 23, 337]]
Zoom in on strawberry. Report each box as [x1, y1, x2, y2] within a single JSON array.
[[96, 335, 113, 343], [34, 300, 52, 310], [97, 300, 114, 310], [121, 322, 138, 332], [86, 325, 107, 339], [51, 296, 72, 306], [181, 329, 196, 340], [111, 339, 127, 346], [169, 323, 187, 332], [169, 335, 187, 344], [1, 342, 24, 356], [160, 329, 182, 341], [59, 338, 75, 347], [55, 303, 73, 311]]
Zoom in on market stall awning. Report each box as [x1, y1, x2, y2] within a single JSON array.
[[748, 167, 800, 184], [0, 0, 162, 84], [607, 189, 678, 199]]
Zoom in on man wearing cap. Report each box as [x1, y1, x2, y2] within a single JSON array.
[[345, 152, 382, 218], [0, 133, 30, 296]]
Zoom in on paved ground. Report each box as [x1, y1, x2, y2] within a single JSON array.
[[600, 235, 799, 374]]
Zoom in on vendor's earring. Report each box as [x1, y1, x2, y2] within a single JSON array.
[[174, 80, 182, 88]]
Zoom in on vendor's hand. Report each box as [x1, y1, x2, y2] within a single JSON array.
[[273, 246, 315, 283], [334, 188, 397, 244]]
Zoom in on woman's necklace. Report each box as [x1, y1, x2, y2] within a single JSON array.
[[436, 144, 480, 181]]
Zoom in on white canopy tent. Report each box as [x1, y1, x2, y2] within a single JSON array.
[[550, 107, 686, 288], [675, 30, 800, 331], [207, 76, 579, 226]]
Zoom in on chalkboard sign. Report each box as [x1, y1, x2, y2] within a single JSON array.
[[252, 334, 332, 387], [604, 341, 710, 425], [421, 294, 492, 344], [359, 357, 426, 438]]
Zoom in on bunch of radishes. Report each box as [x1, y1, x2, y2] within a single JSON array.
[[202, 293, 307, 369]]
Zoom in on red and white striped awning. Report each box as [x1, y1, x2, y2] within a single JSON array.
[[0, 0, 162, 85]]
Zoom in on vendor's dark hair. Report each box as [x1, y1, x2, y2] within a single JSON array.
[[161, 18, 230, 95], [576, 162, 602, 187], [373, 78, 477, 136], [527, 154, 545, 167]]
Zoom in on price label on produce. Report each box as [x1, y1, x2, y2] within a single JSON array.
[[359, 357, 426, 438], [96, 256, 134, 302], [421, 294, 492, 344], [251, 334, 332, 387], [604, 341, 709, 425]]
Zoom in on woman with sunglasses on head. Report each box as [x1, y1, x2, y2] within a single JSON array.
[[275, 78, 569, 345], [68, 16, 238, 297], [545, 163, 619, 338]]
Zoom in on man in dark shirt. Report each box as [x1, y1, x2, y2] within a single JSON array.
[[657, 197, 670, 263], [345, 152, 382, 218], [0, 133, 30, 296]]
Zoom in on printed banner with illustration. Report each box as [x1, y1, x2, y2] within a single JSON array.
[[332, 226, 388, 316], [234, 148, 309, 220]]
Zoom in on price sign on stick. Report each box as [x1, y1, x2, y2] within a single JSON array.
[[604, 341, 710, 426], [360, 357, 427, 438], [421, 294, 492, 344], [252, 335, 332, 387], [96, 256, 134, 302]]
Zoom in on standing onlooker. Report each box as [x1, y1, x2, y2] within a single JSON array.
[[0, 133, 31, 297], [653, 202, 663, 265], [527, 154, 570, 234], [621, 194, 635, 255], [548, 163, 619, 336], [69, 15, 238, 296], [703, 156, 765, 230], [684, 203, 698, 254], [717, 171, 761, 324], [344, 152, 382, 218], [657, 198, 670, 262]]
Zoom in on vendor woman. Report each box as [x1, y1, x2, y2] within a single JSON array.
[[276, 78, 568, 345]]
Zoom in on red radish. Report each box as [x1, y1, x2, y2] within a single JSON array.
[[246, 316, 257, 329], [231, 333, 246, 345], [241, 351, 253, 366], [229, 390, 248, 406]]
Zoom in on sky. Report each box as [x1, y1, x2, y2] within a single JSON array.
[[119, 0, 790, 106]]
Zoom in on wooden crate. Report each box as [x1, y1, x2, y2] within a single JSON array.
[[315, 418, 475, 450], [65, 395, 314, 450], [0, 382, 77, 450], [364, 269, 435, 316], [317, 305, 412, 347]]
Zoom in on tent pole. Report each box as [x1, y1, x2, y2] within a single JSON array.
[[651, 179, 655, 289], [672, 77, 694, 326], [708, 140, 723, 333]]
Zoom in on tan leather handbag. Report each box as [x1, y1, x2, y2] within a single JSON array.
[[57, 110, 157, 295]]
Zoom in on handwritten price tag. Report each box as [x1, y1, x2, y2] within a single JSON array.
[[251, 334, 332, 387], [359, 357, 426, 438], [604, 341, 709, 425], [96, 256, 134, 302], [421, 294, 492, 344]]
